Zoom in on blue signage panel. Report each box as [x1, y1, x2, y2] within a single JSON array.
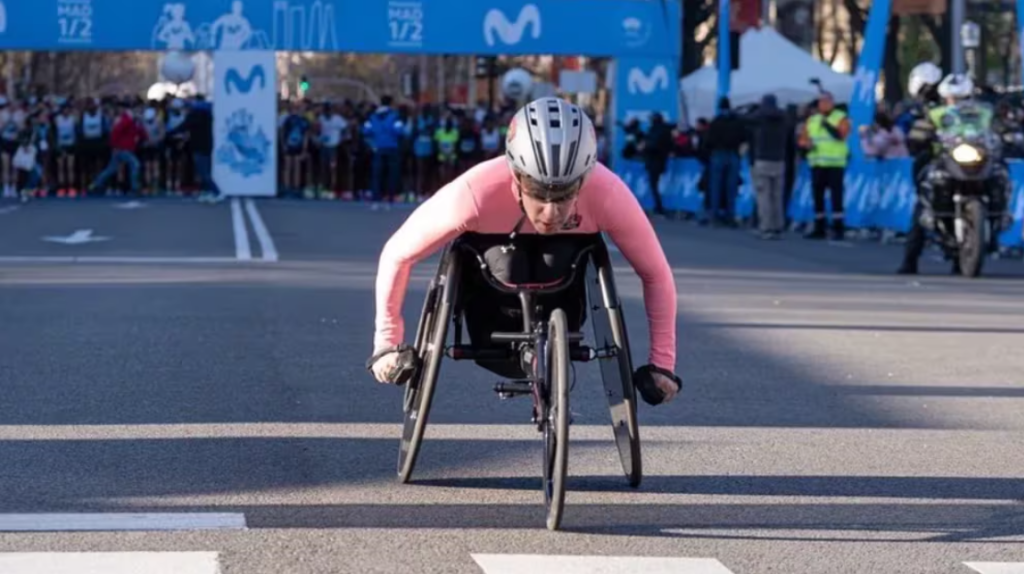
[[0, 0, 680, 57], [846, 0, 891, 161], [611, 55, 680, 177]]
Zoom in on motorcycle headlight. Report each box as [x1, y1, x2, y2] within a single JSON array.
[[952, 144, 984, 164]]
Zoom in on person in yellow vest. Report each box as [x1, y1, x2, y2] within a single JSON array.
[[798, 92, 852, 240], [433, 114, 459, 187]]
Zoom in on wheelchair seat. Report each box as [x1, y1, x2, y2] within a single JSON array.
[[454, 232, 601, 292], [451, 232, 602, 379]]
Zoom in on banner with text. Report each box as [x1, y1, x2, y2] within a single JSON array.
[[213, 50, 277, 197], [611, 55, 680, 176], [0, 0, 679, 57]]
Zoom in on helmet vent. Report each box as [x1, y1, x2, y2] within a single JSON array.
[[533, 141, 548, 176]]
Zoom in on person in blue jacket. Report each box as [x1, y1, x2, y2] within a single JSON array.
[[363, 95, 404, 210]]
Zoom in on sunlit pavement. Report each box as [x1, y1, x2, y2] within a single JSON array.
[[0, 197, 1023, 574]]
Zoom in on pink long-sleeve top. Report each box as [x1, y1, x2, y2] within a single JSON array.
[[373, 157, 677, 371]]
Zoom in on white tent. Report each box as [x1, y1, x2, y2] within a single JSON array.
[[680, 27, 855, 123]]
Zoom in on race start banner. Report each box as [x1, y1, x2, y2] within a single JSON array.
[[0, 0, 679, 56], [213, 50, 278, 197]]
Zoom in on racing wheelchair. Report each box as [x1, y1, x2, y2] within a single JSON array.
[[396, 231, 641, 531]]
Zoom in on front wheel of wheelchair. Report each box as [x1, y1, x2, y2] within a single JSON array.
[[397, 252, 456, 484], [543, 308, 571, 531]]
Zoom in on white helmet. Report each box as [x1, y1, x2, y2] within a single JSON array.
[[938, 73, 974, 100], [505, 97, 598, 199], [907, 62, 943, 98]]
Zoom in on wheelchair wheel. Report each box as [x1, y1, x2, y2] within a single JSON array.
[[543, 308, 571, 531], [587, 245, 642, 488], [398, 249, 458, 484]]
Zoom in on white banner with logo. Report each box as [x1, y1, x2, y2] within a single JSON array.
[[213, 50, 277, 197]]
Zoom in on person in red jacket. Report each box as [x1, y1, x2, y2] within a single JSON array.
[[88, 100, 146, 196]]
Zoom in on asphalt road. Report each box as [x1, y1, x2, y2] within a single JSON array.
[[0, 196, 1023, 574]]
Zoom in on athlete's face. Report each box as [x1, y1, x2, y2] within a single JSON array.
[[515, 173, 582, 234], [520, 193, 577, 234]]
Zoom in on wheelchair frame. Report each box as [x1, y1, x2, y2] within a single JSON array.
[[395, 234, 642, 531]]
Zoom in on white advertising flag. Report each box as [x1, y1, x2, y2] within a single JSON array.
[[213, 50, 277, 197]]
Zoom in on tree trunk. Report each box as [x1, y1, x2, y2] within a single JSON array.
[[883, 15, 903, 104], [921, 11, 952, 73], [683, 0, 715, 75], [843, 0, 866, 68]]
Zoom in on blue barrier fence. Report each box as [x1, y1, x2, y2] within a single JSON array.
[[617, 157, 1024, 248]]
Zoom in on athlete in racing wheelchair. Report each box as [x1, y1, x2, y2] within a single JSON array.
[[365, 97, 682, 530]]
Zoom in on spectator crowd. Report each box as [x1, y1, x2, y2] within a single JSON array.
[[624, 86, 1024, 241], [5, 86, 1021, 242], [0, 93, 612, 208]]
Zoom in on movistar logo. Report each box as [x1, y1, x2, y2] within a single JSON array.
[[483, 4, 541, 46], [627, 65, 669, 95], [0, 1, 7, 35], [225, 65, 267, 95]]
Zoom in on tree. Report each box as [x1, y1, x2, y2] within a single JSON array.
[[683, 0, 715, 75]]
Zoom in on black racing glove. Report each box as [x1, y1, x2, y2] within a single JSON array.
[[365, 345, 421, 386], [632, 364, 682, 406]]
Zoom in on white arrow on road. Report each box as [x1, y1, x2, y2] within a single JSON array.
[[42, 229, 111, 245], [0, 206, 18, 215], [114, 200, 146, 210]]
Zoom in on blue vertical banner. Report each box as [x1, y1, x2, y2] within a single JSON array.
[[717, 0, 730, 104], [213, 50, 278, 197], [847, 0, 891, 161], [612, 55, 680, 182], [999, 160, 1024, 248]]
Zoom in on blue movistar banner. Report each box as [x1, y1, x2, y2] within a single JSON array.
[[846, 0, 891, 161], [0, 0, 680, 57]]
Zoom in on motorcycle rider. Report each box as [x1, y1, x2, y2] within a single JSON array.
[[898, 69, 987, 274]]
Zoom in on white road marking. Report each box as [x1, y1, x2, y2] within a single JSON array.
[[113, 201, 146, 209], [0, 256, 269, 264], [0, 513, 246, 532], [244, 198, 279, 261], [42, 230, 111, 245], [0, 552, 221, 574], [230, 198, 251, 261], [0, 206, 19, 215], [471, 554, 736, 574], [965, 563, 1024, 574]]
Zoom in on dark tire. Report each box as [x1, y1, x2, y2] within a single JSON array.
[[959, 198, 986, 278], [588, 245, 642, 488], [397, 252, 457, 483], [611, 304, 642, 488], [543, 308, 571, 531]]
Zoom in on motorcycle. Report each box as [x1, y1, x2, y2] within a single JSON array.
[[919, 100, 1012, 277]]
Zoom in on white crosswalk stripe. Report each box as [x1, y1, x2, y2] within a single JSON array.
[[964, 563, 1024, 574], [0, 552, 221, 574], [0, 513, 246, 532], [471, 554, 736, 573]]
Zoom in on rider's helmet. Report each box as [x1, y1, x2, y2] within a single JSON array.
[[937, 73, 974, 102], [907, 62, 943, 100], [505, 97, 598, 202]]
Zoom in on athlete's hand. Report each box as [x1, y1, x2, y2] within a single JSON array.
[[369, 349, 402, 384], [651, 371, 680, 403]]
